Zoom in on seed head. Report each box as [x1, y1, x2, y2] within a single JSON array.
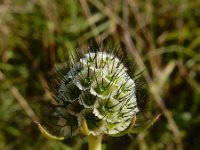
[[39, 43, 159, 139]]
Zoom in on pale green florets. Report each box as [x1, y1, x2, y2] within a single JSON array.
[[56, 52, 139, 136]]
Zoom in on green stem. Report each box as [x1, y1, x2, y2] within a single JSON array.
[[88, 134, 102, 150]]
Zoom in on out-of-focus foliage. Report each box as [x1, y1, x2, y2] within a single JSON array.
[[0, 0, 200, 150]]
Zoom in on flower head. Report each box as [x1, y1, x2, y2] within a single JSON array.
[[38, 43, 159, 139]]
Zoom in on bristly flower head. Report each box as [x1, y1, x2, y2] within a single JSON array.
[[39, 42, 159, 139]]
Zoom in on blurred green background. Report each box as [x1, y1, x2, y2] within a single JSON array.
[[0, 0, 200, 150]]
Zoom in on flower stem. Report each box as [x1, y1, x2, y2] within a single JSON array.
[[88, 134, 102, 150]]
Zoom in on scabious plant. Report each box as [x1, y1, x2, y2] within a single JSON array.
[[37, 42, 159, 150]]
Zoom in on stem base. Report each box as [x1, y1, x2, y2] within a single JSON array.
[[88, 134, 102, 150]]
